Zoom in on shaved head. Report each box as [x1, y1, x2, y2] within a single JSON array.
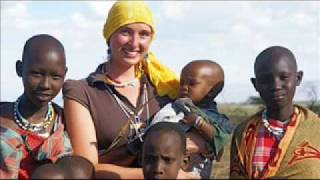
[[254, 46, 297, 76], [181, 60, 225, 101], [251, 46, 303, 119], [183, 60, 224, 81], [22, 34, 66, 66]]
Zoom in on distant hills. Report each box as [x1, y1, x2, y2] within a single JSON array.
[[51, 80, 319, 106], [216, 80, 320, 103]]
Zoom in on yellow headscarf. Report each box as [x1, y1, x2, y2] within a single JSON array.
[[102, 1, 179, 99]]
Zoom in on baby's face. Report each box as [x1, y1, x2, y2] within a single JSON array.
[[142, 132, 184, 179], [179, 66, 214, 104]]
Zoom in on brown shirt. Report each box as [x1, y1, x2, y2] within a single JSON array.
[[63, 62, 170, 150]]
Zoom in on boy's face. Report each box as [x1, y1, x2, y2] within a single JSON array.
[[179, 64, 215, 104], [251, 55, 302, 110], [17, 42, 66, 107], [142, 132, 186, 179]]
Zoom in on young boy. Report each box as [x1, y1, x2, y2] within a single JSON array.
[[142, 122, 188, 179], [230, 46, 320, 178], [149, 60, 232, 178], [0, 34, 72, 179], [55, 155, 95, 179]]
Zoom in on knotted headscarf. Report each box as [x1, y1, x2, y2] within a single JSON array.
[[102, 1, 179, 99]]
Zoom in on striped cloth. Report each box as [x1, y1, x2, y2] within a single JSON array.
[[230, 105, 320, 179], [252, 114, 297, 177]]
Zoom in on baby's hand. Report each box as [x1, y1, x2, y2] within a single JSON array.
[[182, 113, 198, 126], [174, 98, 194, 115]]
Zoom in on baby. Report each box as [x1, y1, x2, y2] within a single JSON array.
[[150, 60, 232, 178]]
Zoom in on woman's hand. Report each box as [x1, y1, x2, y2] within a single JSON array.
[[177, 169, 201, 179], [185, 129, 208, 155]]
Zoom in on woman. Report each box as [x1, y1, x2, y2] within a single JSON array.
[[63, 1, 205, 178]]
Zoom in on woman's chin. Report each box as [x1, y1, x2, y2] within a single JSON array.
[[122, 56, 142, 65]]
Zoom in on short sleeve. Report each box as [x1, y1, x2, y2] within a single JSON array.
[[62, 79, 90, 109], [202, 108, 233, 134]]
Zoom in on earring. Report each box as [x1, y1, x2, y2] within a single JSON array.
[[144, 52, 150, 63]]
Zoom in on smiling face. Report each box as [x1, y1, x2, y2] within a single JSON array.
[[142, 132, 185, 179], [179, 61, 224, 104], [16, 35, 67, 107], [108, 23, 152, 68], [251, 47, 303, 113]]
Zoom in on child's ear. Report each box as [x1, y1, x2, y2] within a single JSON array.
[[250, 78, 257, 90], [181, 155, 190, 171], [207, 88, 216, 98], [16, 60, 23, 77], [296, 71, 303, 86], [208, 82, 224, 99]]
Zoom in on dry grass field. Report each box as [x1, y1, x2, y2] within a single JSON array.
[[211, 103, 261, 179]]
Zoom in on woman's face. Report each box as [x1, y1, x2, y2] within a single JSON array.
[[109, 23, 153, 67]]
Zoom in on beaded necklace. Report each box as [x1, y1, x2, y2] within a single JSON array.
[[105, 75, 140, 88], [261, 110, 291, 138], [105, 61, 141, 88], [13, 96, 55, 133], [105, 79, 149, 143], [105, 61, 150, 142]]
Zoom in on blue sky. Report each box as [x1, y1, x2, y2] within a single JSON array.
[[1, 1, 319, 104]]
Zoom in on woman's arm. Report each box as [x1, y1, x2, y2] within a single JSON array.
[[64, 99, 144, 179], [185, 129, 209, 155], [64, 99, 98, 163], [95, 164, 143, 179]]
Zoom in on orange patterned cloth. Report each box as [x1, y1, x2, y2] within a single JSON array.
[[230, 105, 320, 179]]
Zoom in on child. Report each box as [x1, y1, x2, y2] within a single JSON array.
[[55, 155, 95, 179], [142, 122, 188, 179], [30, 163, 67, 179], [230, 46, 320, 178], [0, 34, 72, 179], [149, 60, 232, 178]]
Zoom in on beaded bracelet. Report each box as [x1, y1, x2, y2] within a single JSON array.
[[194, 116, 203, 129]]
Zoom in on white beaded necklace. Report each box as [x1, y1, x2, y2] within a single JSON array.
[[261, 110, 290, 138], [106, 76, 140, 88], [105, 61, 140, 88], [14, 96, 54, 133]]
